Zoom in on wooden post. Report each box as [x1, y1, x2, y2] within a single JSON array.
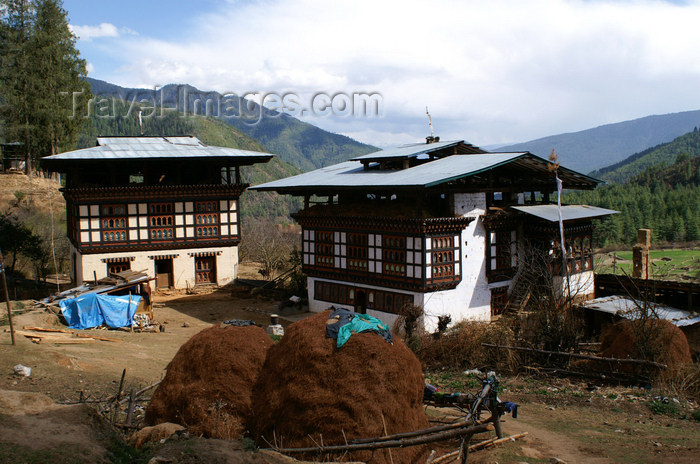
[[116, 369, 126, 401], [1, 250, 15, 345], [125, 388, 136, 426]]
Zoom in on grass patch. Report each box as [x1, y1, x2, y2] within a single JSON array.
[[648, 399, 680, 417], [595, 248, 700, 280]]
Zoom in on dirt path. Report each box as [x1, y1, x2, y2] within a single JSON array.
[[498, 404, 613, 464]]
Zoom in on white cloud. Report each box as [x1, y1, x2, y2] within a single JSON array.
[[69, 22, 137, 41], [88, 0, 700, 146]]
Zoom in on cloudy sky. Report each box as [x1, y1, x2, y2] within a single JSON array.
[[64, 0, 700, 147]]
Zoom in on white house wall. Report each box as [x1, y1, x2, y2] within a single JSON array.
[[72, 246, 238, 290], [420, 193, 491, 331], [553, 270, 595, 300]]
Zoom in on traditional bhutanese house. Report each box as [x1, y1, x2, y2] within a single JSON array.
[[251, 139, 616, 330], [41, 136, 273, 290]]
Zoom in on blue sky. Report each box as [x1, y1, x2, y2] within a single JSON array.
[[63, 0, 700, 150]]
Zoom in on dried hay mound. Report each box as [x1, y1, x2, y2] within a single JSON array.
[[146, 324, 272, 439], [600, 319, 692, 369], [252, 310, 429, 464]]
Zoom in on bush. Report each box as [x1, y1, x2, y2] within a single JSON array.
[[648, 399, 680, 417], [415, 320, 518, 372], [657, 363, 700, 403]]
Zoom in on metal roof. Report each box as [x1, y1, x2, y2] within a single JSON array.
[[42, 136, 274, 163], [252, 152, 526, 191], [349, 140, 477, 162], [253, 148, 602, 192], [581, 296, 700, 327], [511, 204, 618, 222]]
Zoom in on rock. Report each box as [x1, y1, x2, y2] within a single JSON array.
[[129, 423, 185, 448], [267, 324, 284, 336], [13, 364, 31, 377], [550, 458, 568, 464]]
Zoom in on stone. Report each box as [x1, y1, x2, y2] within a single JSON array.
[[129, 423, 185, 448]]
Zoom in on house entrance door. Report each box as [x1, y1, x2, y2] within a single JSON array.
[[154, 259, 173, 288], [195, 256, 216, 284]]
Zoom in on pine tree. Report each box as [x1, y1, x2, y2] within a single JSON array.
[[30, 0, 90, 157], [0, 0, 36, 174], [0, 0, 90, 172]]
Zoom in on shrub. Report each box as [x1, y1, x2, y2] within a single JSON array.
[[415, 320, 518, 372]]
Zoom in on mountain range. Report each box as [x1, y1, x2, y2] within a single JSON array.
[[86, 77, 700, 181], [498, 110, 700, 174], [86, 78, 375, 173]]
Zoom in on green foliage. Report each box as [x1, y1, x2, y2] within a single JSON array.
[[0, 0, 92, 170], [648, 399, 680, 417], [0, 213, 43, 274]]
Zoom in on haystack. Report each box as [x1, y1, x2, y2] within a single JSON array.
[[252, 310, 429, 464], [601, 319, 692, 368], [146, 324, 272, 439]]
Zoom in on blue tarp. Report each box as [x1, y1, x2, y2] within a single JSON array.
[[59, 293, 141, 330]]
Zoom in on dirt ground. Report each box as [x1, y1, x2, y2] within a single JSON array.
[[1, 279, 700, 463]]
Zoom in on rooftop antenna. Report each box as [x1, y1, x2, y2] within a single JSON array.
[[138, 110, 143, 136], [425, 106, 438, 143]]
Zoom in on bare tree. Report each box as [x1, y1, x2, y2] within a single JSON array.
[[240, 218, 300, 280]]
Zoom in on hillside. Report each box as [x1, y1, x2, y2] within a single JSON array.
[[590, 129, 700, 183], [76, 102, 302, 221], [86, 77, 377, 172], [564, 155, 700, 246], [499, 110, 700, 173]]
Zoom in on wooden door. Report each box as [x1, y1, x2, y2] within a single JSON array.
[[195, 257, 216, 284], [154, 259, 173, 288]]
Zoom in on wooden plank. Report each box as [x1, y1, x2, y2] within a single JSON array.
[[44, 338, 95, 344], [23, 326, 74, 334], [14, 330, 95, 344], [75, 333, 123, 343]]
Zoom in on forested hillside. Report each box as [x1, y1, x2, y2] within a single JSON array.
[[565, 155, 700, 246], [590, 128, 700, 183], [76, 100, 302, 221]]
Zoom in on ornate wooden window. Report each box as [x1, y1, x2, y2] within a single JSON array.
[[149, 203, 174, 241], [195, 201, 219, 238], [315, 231, 334, 267], [487, 229, 517, 279], [383, 235, 406, 276], [430, 236, 457, 280], [107, 261, 131, 275], [347, 233, 368, 271], [491, 286, 508, 317], [101, 204, 126, 242]]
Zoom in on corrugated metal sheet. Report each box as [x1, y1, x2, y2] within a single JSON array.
[[350, 140, 464, 161], [43, 136, 274, 161], [252, 152, 526, 190], [511, 204, 618, 222], [582, 296, 700, 327]]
